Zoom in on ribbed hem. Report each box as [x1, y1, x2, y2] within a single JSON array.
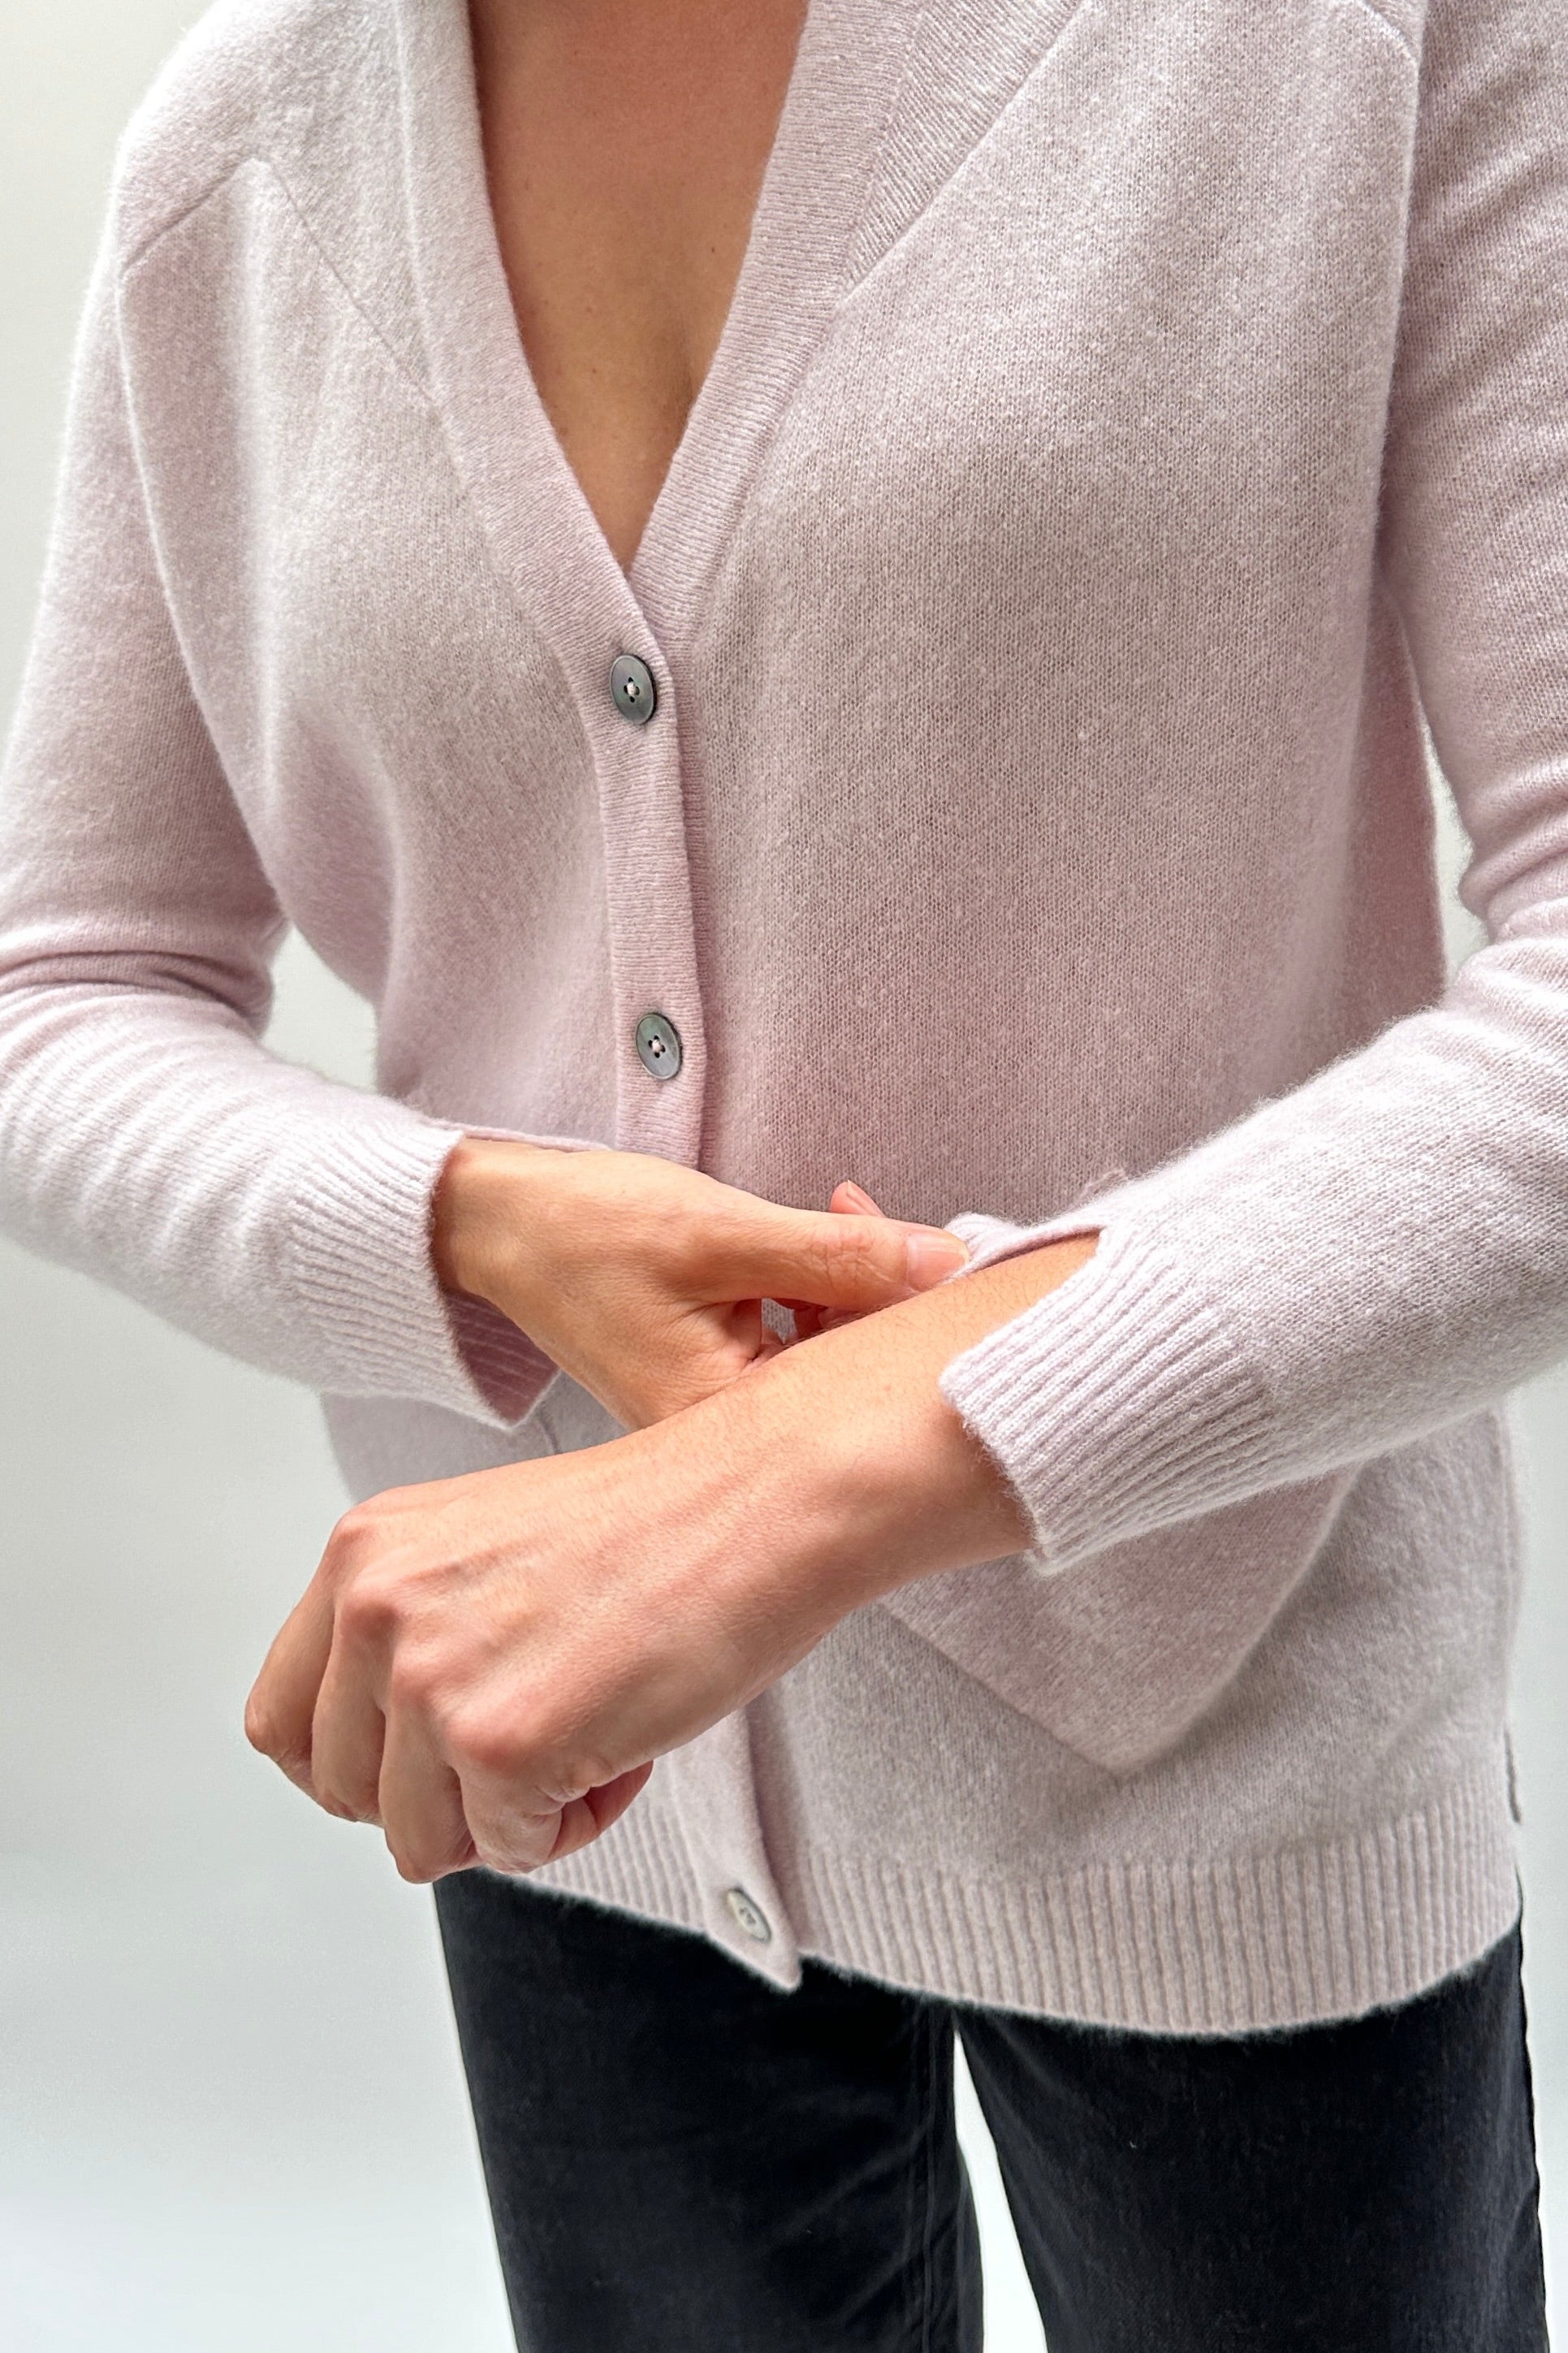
[[287, 1107, 533, 1425], [531, 1780, 706, 1933], [939, 1222, 1276, 1572], [786, 1763, 1520, 2034], [525, 1762, 1518, 2035]]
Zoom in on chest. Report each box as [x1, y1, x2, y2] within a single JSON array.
[[467, 0, 808, 570], [123, 0, 1420, 846]]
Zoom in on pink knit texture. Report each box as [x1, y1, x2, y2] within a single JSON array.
[[1, 0, 1558, 2026]]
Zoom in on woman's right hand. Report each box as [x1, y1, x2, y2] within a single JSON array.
[[430, 1138, 970, 1430]]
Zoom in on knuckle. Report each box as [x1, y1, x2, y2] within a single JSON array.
[[316, 1785, 364, 1824], [244, 1693, 309, 1781], [447, 1703, 526, 1780], [391, 1849, 438, 1886], [243, 1693, 276, 1756], [813, 1217, 886, 1293], [385, 1830, 443, 1884], [386, 1650, 443, 1718], [336, 1572, 404, 1649], [324, 1490, 425, 1577], [327, 1500, 384, 1561]]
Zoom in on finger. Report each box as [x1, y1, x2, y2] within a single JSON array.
[[452, 1721, 633, 1874], [461, 1761, 654, 1875], [550, 1764, 654, 1862], [459, 1769, 565, 1875], [309, 1639, 391, 1823], [707, 1204, 969, 1313], [830, 1179, 885, 1215], [379, 1704, 477, 1882], [244, 1577, 337, 1787]]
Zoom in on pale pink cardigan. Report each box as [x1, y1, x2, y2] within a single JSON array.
[[2, 0, 1565, 2029]]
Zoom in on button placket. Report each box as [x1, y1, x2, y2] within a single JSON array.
[[601, 648, 698, 1125], [657, 1715, 801, 1986]]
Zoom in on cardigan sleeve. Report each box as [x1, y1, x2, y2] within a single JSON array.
[[937, 0, 1568, 1574], [0, 237, 563, 1429]]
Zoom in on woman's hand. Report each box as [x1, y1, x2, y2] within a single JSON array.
[[245, 1226, 1099, 1879], [431, 1138, 969, 1427], [244, 1399, 828, 1879]]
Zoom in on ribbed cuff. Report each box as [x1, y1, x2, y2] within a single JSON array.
[[287, 1105, 552, 1425], [939, 1222, 1276, 1572]]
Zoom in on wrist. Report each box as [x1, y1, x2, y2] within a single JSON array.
[[703, 1233, 1100, 1618], [771, 1332, 1031, 1607], [690, 1317, 1020, 1639], [430, 1134, 554, 1305]]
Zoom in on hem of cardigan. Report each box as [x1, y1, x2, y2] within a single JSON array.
[[529, 1783, 707, 1937], [534, 1753, 1519, 2035], [786, 1758, 1521, 2034]]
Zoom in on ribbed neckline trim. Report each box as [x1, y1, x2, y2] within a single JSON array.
[[391, 0, 916, 660]]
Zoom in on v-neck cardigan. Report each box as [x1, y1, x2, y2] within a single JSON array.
[[3, 0, 1567, 2031]]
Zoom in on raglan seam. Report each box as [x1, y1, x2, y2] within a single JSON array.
[[120, 154, 436, 411], [1333, 0, 1421, 67]]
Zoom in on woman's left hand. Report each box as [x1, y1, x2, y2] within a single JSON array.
[[244, 1225, 1098, 1880], [243, 1373, 828, 1879]]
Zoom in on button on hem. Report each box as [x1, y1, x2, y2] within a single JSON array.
[[723, 1886, 772, 1944]]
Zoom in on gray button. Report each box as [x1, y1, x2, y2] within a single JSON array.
[[610, 652, 657, 724], [724, 1886, 772, 1944], [634, 1010, 682, 1080]]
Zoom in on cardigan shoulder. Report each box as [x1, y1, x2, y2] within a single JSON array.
[[109, 0, 399, 273]]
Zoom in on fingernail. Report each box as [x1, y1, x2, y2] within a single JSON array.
[[837, 1180, 881, 1214], [904, 1232, 970, 1287]]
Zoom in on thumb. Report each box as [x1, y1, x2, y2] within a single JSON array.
[[715, 1200, 969, 1313], [778, 1179, 889, 1336], [830, 1179, 884, 1217]]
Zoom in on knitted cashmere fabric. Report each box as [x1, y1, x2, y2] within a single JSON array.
[[2, 0, 1565, 2030]]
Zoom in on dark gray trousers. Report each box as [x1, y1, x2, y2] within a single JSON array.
[[435, 1871, 1549, 2351]]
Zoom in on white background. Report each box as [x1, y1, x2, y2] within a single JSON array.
[[1, 6, 1562, 2345]]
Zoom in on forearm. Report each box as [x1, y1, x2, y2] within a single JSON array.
[[248, 1222, 1100, 1875], [709, 1230, 1101, 1619]]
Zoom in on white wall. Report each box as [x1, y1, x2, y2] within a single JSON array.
[[0, 8, 1561, 2346]]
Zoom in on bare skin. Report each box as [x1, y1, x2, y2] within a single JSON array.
[[430, 1136, 977, 1432], [245, 0, 1102, 1874], [469, 0, 810, 569]]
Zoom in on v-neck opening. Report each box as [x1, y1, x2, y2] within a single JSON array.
[[395, 0, 916, 655], [471, 0, 814, 588]]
